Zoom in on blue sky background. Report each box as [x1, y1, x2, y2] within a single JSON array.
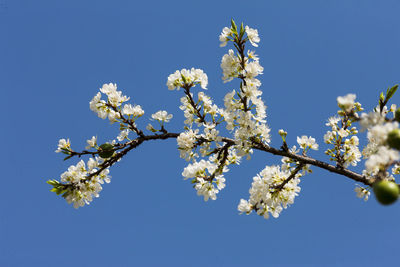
[[1, 0, 400, 266]]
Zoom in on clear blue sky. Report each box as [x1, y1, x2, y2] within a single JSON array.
[[1, 0, 400, 266]]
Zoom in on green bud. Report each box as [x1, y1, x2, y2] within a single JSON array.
[[98, 143, 114, 158], [373, 180, 399, 205], [387, 129, 400, 150], [395, 108, 400, 123]]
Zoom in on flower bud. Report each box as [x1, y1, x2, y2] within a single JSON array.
[[395, 108, 400, 123], [98, 143, 114, 159], [373, 180, 399, 205], [387, 129, 400, 150]]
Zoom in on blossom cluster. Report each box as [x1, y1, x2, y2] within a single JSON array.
[[89, 83, 132, 122], [49, 20, 400, 216], [49, 157, 111, 209], [167, 21, 270, 202], [167, 68, 208, 91], [182, 160, 226, 201], [238, 160, 304, 219], [360, 104, 399, 179], [219, 23, 270, 158], [324, 94, 362, 168], [50, 82, 176, 208]]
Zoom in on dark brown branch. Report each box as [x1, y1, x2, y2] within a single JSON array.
[[106, 103, 144, 137], [207, 142, 233, 181], [183, 85, 207, 124], [271, 164, 305, 191], [250, 140, 372, 186], [63, 129, 373, 189], [78, 132, 179, 184]]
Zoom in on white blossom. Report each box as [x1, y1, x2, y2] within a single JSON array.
[[151, 110, 173, 123], [365, 146, 400, 175], [122, 104, 144, 117], [85, 136, 97, 150], [367, 122, 398, 146], [238, 164, 302, 219], [220, 49, 241, 82], [219, 27, 232, 47], [297, 136, 319, 150], [245, 26, 260, 47], [355, 186, 370, 201], [177, 129, 199, 160], [117, 129, 130, 141], [238, 199, 252, 214], [167, 68, 208, 90], [56, 138, 71, 153], [337, 94, 356, 112], [244, 61, 263, 78], [59, 158, 111, 208], [325, 116, 341, 131], [182, 160, 225, 201], [360, 111, 385, 130]]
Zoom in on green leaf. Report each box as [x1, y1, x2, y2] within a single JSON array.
[[230, 19, 237, 32], [386, 84, 398, 102], [239, 22, 245, 40], [50, 188, 58, 193], [47, 179, 61, 187]]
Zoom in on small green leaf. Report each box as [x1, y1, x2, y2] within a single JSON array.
[[239, 22, 245, 39], [47, 179, 59, 186], [386, 84, 398, 102], [231, 19, 237, 32]]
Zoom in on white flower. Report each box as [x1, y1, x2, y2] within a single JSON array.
[[221, 49, 240, 82], [247, 50, 259, 61], [245, 26, 260, 47], [194, 178, 218, 201], [85, 136, 97, 150], [337, 94, 356, 112], [239, 164, 302, 219], [122, 104, 144, 117], [117, 129, 130, 141], [191, 68, 208, 89], [337, 128, 349, 138], [219, 27, 232, 47], [146, 123, 157, 132], [323, 131, 335, 144], [177, 129, 198, 151], [166, 68, 208, 90], [326, 116, 341, 129], [166, 70, 182, 90], [181, 160, 225, 201], [367, 122, 398, 146], [360, 111, 385, 130], [58, 158, 111, 209], [343, 137, 361, 167], [355, 186, 370, 201], [215, 176, 226, 190], [56, 138, 71, 153], [365, 146, 400, 175], [297, 136, 319, 150], [244, 61, 263, 78], [100, 83, 129, 107], [238, 199, 252, 214], [151, 110, 173, 123]]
